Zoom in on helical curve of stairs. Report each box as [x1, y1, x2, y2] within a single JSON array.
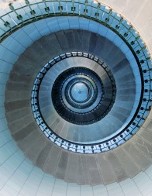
[[0, 0, 152, 195]]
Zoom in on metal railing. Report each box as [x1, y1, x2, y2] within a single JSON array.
[[31, 52, 151, 153], [0, 0, 151, 153]]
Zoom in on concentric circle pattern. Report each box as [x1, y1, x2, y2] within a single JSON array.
[[1, 0, 152, 192], [31, 42, 151, 153], [51, 58, 116, 125], [53, 67, 102, 113], [69, 81, 91, 103], [64, 76, 98, 108]]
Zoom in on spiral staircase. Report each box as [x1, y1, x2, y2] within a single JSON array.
[[0, 0, 152, 195]]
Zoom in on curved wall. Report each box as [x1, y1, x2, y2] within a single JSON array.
[[0, 0, 152, 195]]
